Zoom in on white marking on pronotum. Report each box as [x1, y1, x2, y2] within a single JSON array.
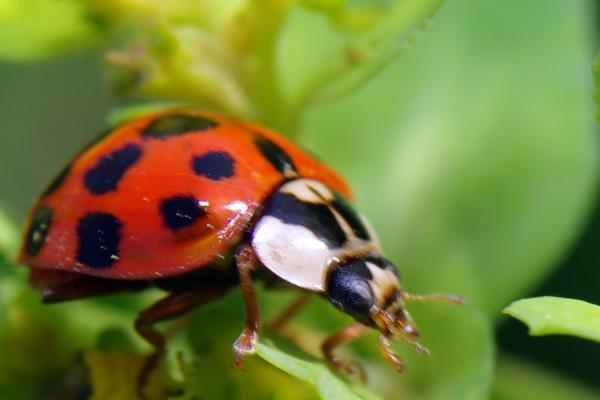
[[280, 179, 334, 203], [365, 261, 399, 306], [252, 215, 333, 292]]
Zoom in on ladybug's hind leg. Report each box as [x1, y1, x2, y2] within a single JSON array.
[[135, 284, 233, 397]]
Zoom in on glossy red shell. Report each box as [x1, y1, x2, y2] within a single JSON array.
[[19, 109, 351, 280]]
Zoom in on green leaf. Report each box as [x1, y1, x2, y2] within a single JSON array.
[[503, 296, 600, 342], [0, 0, 99, 61], [179, 293, 382, 400], [255, 341, 382, 400]]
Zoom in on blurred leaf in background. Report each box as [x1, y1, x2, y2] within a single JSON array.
[[305, 0, 597, 397], [0, 0, 599, 399], [0, 207, 18, 268], [0, 0, 99, 61], [0, 0, 449, 129]]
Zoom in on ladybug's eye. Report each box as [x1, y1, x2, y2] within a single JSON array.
[[327, 260, 375, 317]]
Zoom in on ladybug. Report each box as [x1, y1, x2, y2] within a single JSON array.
[[19, 108, 462, 386]]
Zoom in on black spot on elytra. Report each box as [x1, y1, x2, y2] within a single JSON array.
[[327, 260, 374, 316], [192, 151, 235, 181], [24, 206, 54, 257], [76, 212, 122, 268], [332, 193, 371, 241], [142, 114, 218, 139], [42, 164, 71, 197], [42, 125, 121, 198], [254, 137, 297, 177], [83, 143, 142, 195], [262, 192, 347, 248], [160, 195, 206, 232]]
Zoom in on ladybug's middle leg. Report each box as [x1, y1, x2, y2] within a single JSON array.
[[269, 292, 311, 333], [233, 243, 261, 369], [135, 284, 233, 394]]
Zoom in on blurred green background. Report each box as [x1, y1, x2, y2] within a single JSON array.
[[1, 0, 599, 399]]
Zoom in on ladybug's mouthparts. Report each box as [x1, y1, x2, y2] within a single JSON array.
[[370, 306, 431, 357]]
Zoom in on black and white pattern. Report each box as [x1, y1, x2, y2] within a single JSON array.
[[251, 179, 380, 292], [360, 257, 401, 309]]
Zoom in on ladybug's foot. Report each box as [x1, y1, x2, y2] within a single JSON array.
[[325, 355, 367, 383], [377, 335, 405, 373], [138, 349, 165, 398], [233, 328, 258, 369], [135, 318, 166, 398]]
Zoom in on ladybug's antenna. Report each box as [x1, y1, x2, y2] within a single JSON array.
[[400, 292, 465, 305]]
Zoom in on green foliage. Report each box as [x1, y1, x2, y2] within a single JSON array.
[[255, 341, 382, 400], [0, 0, 599, 399], [0, 0, 99, 61], [0, 208, 18, 268], [503, 297, 600, 342], [276, 0, 444, 126], [86, 352, 172, 400], [303, 0, 596, 397], [0, 0, 443, 131], [307, 0, 597, 318]]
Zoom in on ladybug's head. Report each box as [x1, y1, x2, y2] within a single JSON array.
[[326, 255, 419, 339], [326, 255, 463, 354]]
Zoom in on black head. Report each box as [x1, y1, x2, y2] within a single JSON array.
[[326, 255, 420, 339]]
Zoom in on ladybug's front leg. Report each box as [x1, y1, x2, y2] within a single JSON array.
[[321, 323, 369, 382], [233, 244, 262, 369]]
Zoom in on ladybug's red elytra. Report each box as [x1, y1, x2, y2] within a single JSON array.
[[19, 108, 463, 387]]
